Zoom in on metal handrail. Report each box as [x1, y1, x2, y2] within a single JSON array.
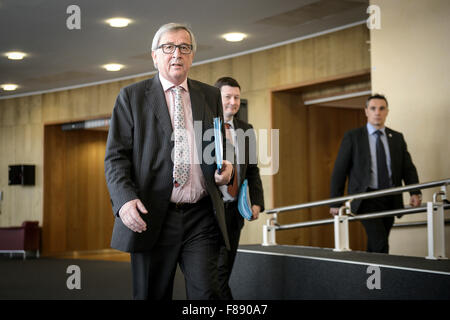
[[266, 178, 450, 214], [276, 204, 450, 231], [261, 178, 449, 259]]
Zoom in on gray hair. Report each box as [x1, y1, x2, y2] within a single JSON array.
[[151, 22, 197, 53]]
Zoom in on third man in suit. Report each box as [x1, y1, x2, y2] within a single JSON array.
[[329, 94, 421, 253]]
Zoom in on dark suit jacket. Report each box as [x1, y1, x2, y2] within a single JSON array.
[[330, 125, 420, 213], [231, 118, 265, 229], [105, 74, 230, 252]]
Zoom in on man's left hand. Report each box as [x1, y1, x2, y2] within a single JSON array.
[[214, 159, 233, 186], [251, 205, 261, 220]]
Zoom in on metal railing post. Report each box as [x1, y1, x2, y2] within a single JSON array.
[[262, 215, 277, 246], [333, 200, 352, 252], [426, 188, 447, 260]]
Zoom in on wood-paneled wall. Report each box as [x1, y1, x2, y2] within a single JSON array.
[[43, 125, 112, 254], [0, 24, 370, 248], [272, 85, 368, 249], [307, 105, 367, 250]]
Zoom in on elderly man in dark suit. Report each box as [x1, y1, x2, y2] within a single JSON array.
[[214, 77, 265, 299], [330, 94, 421, 253], [104, 23, 233, 300]]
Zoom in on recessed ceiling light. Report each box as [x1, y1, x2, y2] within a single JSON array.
[[106, 18, 131, 28], [223, 32, 247, 42], [103, 63, 124, 71], [6, 51, 26, 60], [2, 84, 19, 91]]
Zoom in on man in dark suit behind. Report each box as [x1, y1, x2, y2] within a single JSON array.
[[104, 23, 233, 300], [214, 77, 265, 299], [330, 94, 421, 253]]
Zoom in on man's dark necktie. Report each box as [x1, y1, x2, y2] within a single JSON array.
[[375, 130, 390, 189], [225, 122, 238, 197]]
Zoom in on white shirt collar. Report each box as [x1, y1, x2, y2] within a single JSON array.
[[366, 122, 386, 135]]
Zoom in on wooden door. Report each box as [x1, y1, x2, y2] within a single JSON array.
[[43, 124, 113, 255], [272, 85, 368, 250]]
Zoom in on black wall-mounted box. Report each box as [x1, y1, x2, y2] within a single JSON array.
[[8, 165, 35, 185]]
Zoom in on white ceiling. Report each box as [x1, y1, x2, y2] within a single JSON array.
[[0, 0, 369, 98]]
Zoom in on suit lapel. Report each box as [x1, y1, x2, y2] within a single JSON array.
[[359, 125, 371, 170], [187, 79, 207, 166], [145, 74, 173, 139], [187, 79, 205, 124]]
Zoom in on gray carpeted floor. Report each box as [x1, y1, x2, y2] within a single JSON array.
[[0, 257, 187, 300]]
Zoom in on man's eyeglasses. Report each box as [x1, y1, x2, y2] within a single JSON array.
[[157, 43, 193, 54]]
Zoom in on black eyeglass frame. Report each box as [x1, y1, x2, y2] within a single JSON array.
[[157, 43, 193, 54]]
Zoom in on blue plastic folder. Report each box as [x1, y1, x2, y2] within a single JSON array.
[[213, 117, 223, 173], [238, 179, 253, 220]]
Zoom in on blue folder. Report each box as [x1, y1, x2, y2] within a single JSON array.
[[238, 179, 253, 220]]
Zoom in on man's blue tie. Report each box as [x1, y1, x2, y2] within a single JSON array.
[[375, 130, 390, 189]]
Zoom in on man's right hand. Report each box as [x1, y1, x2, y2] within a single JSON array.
[[119, 199, 148, 233]]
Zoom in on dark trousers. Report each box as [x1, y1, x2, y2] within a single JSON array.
[[358, 193, 395, 254], [217, 202, 243, 300], [130, 196, 221, 300]]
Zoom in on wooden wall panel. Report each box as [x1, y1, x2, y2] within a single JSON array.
[[272, 99, 367, 249], [43, 125, 67, 253], [308, 105, 367, 250], [43, 125, 112, 254], [272, 92, 312, 244]]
